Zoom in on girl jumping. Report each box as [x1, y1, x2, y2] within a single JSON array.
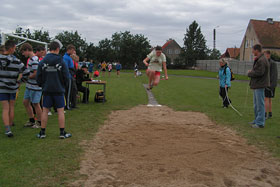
[[143, 46, 168, 90]]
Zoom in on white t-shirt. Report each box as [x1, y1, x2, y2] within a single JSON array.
[[147, 50, 166, 72]]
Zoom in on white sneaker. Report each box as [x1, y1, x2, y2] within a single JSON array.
[[48, 112, 52, 116]]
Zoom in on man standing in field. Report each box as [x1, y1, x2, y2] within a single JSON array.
[[0, 40, 30, 137], [20, 43, 42, 128], [248, 44, 270, 128], [264, 51, 278, 119], [36, 41, 71, 139]]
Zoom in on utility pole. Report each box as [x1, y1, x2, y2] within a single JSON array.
[[213, 26, 219, 50]]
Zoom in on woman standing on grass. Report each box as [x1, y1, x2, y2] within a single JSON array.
[[218, 58, 231, 108], [143, 46, 168, 90]]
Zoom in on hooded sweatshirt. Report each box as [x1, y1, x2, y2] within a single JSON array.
[[36, 53, 69, 95]]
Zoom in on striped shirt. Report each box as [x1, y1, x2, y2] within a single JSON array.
[[0, 54, 30, 93], [26, 56, 42, 91]]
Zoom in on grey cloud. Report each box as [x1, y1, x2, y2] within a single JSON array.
[[0, 0, 279, 52]]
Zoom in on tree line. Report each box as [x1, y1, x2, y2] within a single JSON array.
[[5, 21, 221, 69]]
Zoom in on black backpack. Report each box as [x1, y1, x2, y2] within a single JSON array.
[[41, 58, 65, 89], [94, 90, 105, 102], [224, 66, 235, 81]]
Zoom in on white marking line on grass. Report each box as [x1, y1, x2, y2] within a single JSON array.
[[143, 84, 161, 106], [147, 104, 162, 107]]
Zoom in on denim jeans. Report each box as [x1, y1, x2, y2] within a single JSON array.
[[253, 88, 265, 126]]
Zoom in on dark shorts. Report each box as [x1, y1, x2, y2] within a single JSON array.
[[116, 69, 121, 72], [43, 95, 65, 109], [265, 88, 276, 98], [102, 68, 106, 72], [0, 93, 16, 101], [108, 69, 112, 72]]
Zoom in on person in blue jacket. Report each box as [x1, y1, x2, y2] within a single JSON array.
[[63, 44, 76, 110], [218, 58, 231, 108]]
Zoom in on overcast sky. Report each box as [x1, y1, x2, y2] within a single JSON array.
[[0, 0, 279, 52]]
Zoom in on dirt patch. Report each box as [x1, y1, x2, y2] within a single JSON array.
[[72, 105, 280, 187]]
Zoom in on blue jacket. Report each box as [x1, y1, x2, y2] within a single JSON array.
[[63, 53, 74, 78], [116, 64, 122, 70], [219, 65, 231, 88], [36, 53, 69, 95]]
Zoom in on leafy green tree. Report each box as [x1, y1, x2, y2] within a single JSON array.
[[96, 38, 114, 62], [271, 52, 280, 62], [84, 42, 97, 61], [55, 31, 88, 57], [181, 21, 208, 67], [110, 31, 151, 68], [207, 48, 221, 60]]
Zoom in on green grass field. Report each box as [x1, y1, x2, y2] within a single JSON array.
[[124, 69, 249, 80], [0, 70, 279, 186]]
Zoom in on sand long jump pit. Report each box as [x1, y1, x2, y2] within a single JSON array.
[[72, 105, 280, 187]]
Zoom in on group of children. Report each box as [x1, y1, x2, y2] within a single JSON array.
[[0, 40, 75, 139], [96, 61, 122, 77]]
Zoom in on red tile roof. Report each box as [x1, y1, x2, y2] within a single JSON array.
[[250, 19, 280, 48], [221, 48, 240, 59], [162, 40, 173, 49], [227, 48, 240, 58]]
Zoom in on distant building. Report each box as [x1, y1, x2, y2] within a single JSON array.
[[221, 48, 240, 59], [240, 18, 280, 61], [162, 39, 181, 64]]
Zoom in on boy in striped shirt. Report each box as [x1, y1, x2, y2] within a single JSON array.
[[20, 43, 42, 128], [0, 40, 30, 137]]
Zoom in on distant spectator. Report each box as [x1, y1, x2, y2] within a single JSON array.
[[116, 62, 122, 77], [98, 62, 102, 72], [264, 50, 278, 119], [36, 41, 71, 139], [76, 65, 91, 103], [218, 58, 231, 108], [93, 70, 99, 78], [0, 40, 30, 137], [134, 62, 138, 78], [101, 61, 107, 77], [88, 60, 94, 78], [108, 62, 112, 77], [248, 44, 270, 128]]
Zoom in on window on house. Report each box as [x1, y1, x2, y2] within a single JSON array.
[[175, 49, 180, 54], [245, 40, 249, 48], [251, 39, 254, 48], [167, 49, 173, 54]]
